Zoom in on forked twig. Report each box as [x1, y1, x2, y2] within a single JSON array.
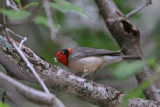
[[1, 28, 50, 94], [43, 0, 57, 42], [19, 37, 27, 49], [126, 0, 152, 18]]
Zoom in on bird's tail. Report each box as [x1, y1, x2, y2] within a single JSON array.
[[122, 55, 142, 60]]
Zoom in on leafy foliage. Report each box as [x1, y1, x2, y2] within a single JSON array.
[[0, 102, 9, 107], [147, 56, 158, 68], [0, 9, 31, 20], [112, 61, 144, 80], [50, 0, 89, 18], [34, 16, 48, 27], [122, 76, 157, 107], [34, 15, 60, 31], [65, 29, 119, 50], [14, 0, 21, 3]]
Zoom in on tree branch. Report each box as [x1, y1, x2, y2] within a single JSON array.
[[126, 0, 152, 18], [2, 26, 50, 94], [43, 0, 57, 42], [0, 36, 158, 107], [0, 71, 65, 107], [94, 0, 160, 103], [5, 0, 18, 10]]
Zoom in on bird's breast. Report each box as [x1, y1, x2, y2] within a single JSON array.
[[68, 57, 103, 73]]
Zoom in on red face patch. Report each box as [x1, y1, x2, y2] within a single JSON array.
[[56, 51, 68, 66], [55, 49, 72, 66]]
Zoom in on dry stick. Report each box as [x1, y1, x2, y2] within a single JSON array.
[[126, 0, 152, 18], [2, 0, 6, 25], [6, 28, 23, 39], [0, 24, 23, 39], [2, 91, 6, 103], [18, 37, 27, 49], [2, 0, 50, 97], [12, 40, 50, 94], [3, 30, 50, 94], [0, 25, 64, 106], [5, 0, 18, 10], [43, 0, 57, 42], [0, 71, 65, 107]]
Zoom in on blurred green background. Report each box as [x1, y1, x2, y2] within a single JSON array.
[[0, 0, 160, 107]]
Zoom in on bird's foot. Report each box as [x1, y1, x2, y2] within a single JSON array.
[[89, 70, 97, 81], [81, 73, 90, 78], [75, 72, 83, 77]]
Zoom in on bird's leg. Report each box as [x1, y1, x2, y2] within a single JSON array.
[[90, 70, 97, 80], [81, 69, 89, 78], [117, 48, 122, 53], [75, 72, 83, 76], [81, 73, 90, 78]]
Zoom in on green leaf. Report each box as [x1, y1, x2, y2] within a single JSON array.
[[122, 76, 157, 107], [0, 102, 10, 107], [50, 0, 90, 18], [147, 56, 157, 67], [34, 15, 61, 32], [34, 16, 48, 27], [122, 76, 158, 107], [0, 9, 31, 20], [22, 2, 39, 10], [14, 0, 21, 3], [112, 61, 144, 80]]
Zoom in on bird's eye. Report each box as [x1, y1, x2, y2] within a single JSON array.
[[60, 52, 63, 54]]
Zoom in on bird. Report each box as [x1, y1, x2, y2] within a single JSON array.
[[55, 47, 141, 79]]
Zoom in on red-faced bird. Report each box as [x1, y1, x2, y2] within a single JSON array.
[[55, 47, 141, 78]]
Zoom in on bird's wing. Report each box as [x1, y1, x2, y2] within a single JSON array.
[[69, 47, 121, 59]]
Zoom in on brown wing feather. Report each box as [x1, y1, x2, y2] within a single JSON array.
[[69, 47, 121, 59]]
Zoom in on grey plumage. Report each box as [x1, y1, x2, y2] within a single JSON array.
[[69, 47, 121, 60], [67, 47, 141, 74]]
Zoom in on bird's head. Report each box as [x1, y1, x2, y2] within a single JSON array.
[[55, 48, 72, 66]]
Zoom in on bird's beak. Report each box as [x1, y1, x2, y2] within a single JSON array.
[[53, 57, 58, 63]]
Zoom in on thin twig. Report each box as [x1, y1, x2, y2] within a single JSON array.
[[43, 0, 57, 42], [11, 40, 50, 94], [126, 0, 152, 18], [0, 24, 23, 39], [19, 37, 27, 49], [1, 5, 50, 93], [6, 0, 18, 10], [2, 91, 6, 103], [2, 0, 6, 25], [3, 30, 50, 94], [22, 1, 42, 24], [6, 28, 23, 39]]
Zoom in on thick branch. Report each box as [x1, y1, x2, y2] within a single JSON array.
[[0, 71, 64, 107], [94, 0, 160, 102], [0, 36, 157, 107]]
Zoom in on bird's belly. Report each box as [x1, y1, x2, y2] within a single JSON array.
[[68, 57, 103, 73]]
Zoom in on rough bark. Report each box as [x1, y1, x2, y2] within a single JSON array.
[[0, 71, 64, 107], [0, 36, 158, 107], [94, 0, 160, 102]]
